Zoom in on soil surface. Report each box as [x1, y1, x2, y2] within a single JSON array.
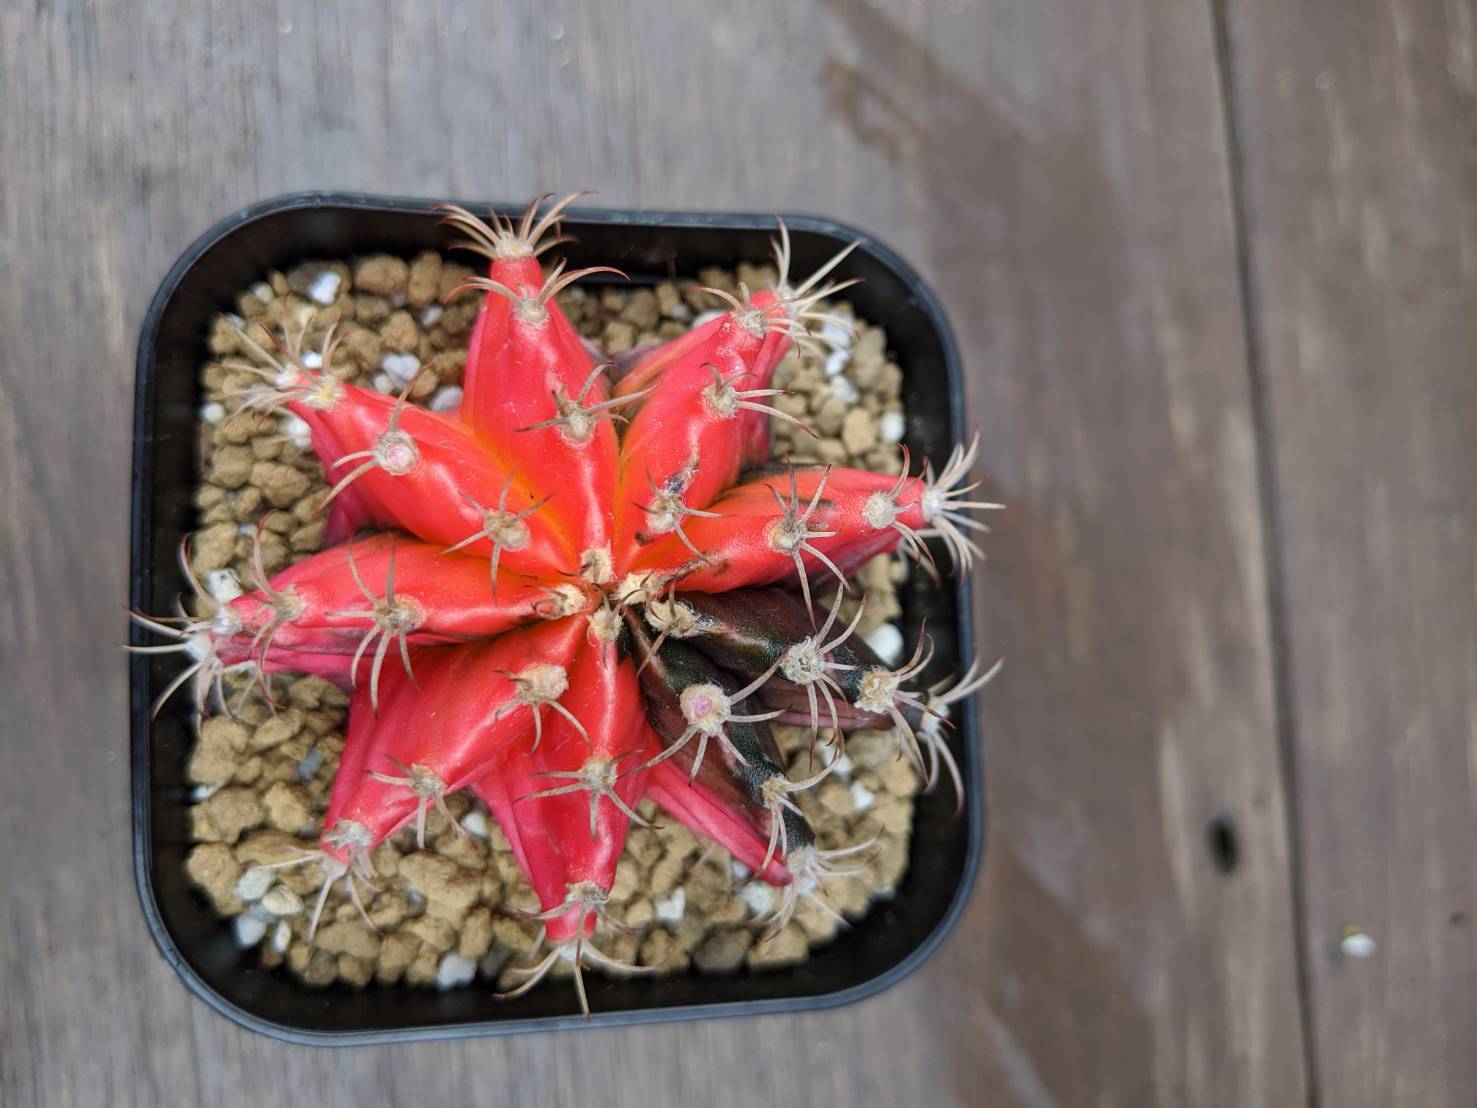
[[182, 252, 921, 991]]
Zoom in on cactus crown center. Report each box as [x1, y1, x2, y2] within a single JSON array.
[[587, 603, 622, 642], [537, 583, 589, 620], [614, 571, 660, 608], [578, 546, 614, 585]]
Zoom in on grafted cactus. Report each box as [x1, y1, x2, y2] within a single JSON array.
[[135, 195, 998, 1014]]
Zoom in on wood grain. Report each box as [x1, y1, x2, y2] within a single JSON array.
[[1, 1, 1315, 1104], [1223, 0, 1477, 1103]]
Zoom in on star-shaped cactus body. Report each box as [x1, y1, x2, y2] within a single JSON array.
[[135, 196, 997, 1012]]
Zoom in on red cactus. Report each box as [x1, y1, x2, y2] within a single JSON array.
[[134, 196, 997, 1014]]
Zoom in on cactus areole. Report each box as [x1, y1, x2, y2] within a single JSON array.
[[134, 195, 1000, 1015]]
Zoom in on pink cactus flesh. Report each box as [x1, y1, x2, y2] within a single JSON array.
[[133, 196, 998, 1016]]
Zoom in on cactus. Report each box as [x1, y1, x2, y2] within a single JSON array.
[[134, 195, 999, 1014]]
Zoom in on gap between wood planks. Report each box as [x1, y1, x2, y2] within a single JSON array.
[[1208, 1, 1319, 1105]]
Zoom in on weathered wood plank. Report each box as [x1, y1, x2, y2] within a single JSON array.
[[1223, 0, 1477, 1103], [1, 2, 1304, 1104]]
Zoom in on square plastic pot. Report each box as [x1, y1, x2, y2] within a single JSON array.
[[130, 192, 984, 1043]]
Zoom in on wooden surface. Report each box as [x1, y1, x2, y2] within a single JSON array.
[[0, 2, 1469, 1105], [1225, 0, 1477, 1104]]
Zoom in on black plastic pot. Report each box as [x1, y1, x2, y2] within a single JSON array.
[[130, 193, 982, 1043]]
